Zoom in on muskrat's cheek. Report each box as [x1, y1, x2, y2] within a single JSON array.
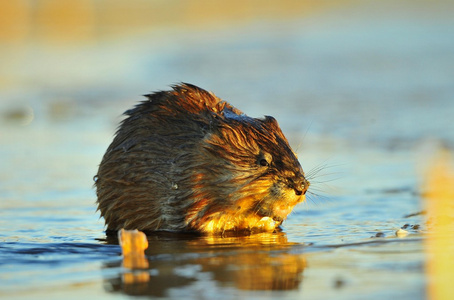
[[269, 185, 306, 219]]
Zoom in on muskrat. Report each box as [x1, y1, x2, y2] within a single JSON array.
[[95, 84, 309, 234]]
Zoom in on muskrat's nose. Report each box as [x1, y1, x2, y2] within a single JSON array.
[[293, 177, 310, 196]]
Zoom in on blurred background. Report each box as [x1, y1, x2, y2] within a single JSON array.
[[1, 0, 453, 298], [1, 0, 453, 200], [1, 0, 453, 138]]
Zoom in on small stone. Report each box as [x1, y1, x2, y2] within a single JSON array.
[[396, 228, 409, 237], [334, 278, 345, 289]]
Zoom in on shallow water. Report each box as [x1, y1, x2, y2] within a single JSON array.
[[1, 1, 453, 299]]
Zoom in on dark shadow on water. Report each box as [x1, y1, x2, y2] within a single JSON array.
[[101, 231, 308, 297], [0, 241, 120, 266]]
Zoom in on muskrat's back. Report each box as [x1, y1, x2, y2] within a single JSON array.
[[96, 83, 309, 234]]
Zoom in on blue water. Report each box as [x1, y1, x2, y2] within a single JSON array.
[[1, 1, 453, 299]]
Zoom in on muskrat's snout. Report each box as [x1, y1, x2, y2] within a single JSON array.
[[290, 176, 310, 196]]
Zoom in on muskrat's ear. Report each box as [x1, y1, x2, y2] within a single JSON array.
[[263, 116, 280, 130]]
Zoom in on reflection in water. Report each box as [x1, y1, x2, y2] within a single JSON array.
[[203, 251, 306, 291], [103, 231, 307, 297], [117, 229, 150, 293]]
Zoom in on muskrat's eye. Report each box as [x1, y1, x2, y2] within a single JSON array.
[[258, 152, 272, 167], [259, 159, 269, 167]]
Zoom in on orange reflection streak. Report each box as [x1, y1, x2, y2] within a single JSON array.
[[424, 149, 454, 300]]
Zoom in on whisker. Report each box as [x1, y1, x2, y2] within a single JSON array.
[[300, 158, 344, 206], [305, 165, 326, 177], [308, 176, 343, 184], [305, 162, 345, 179], [306, 187, 328, 193], [305, 190, 333, 205], [295, 121, 313, 153], [310, 181, 341, 194], [295, 122, 313, 153]]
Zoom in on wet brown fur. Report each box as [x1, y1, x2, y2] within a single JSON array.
[[95, 84, 309, 234]]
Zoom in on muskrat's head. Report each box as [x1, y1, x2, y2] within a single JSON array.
[[187, 107, 309, 233]]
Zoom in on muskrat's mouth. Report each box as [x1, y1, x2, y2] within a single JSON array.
[[272, 215, 284, 224]]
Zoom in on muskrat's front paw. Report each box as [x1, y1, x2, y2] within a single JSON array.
[[257, 217, 278, 232]]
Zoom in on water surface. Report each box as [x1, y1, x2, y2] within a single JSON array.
[[1, 1, 453, 299]]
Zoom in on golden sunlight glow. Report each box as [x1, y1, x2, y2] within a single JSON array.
[[0, 0, 331, 44], [424, 149, 454, 300]]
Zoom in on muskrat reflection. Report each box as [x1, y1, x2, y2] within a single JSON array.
[[103, 232, 307, 296]]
